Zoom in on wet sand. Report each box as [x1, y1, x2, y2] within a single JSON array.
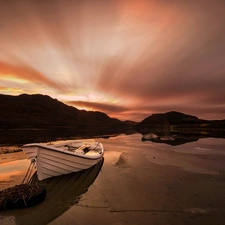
[[1, 134, 225, 225]]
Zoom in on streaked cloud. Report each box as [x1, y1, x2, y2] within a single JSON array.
[[0, 60, 67, 93], [67, 100, 128, 113], [0, 0, 225, 121]]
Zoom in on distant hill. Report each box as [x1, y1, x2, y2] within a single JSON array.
[[136, 111, 201, 127], [0, 94, 131, 133], [134, 111, 225, 135], [123, 120, 138, 126]]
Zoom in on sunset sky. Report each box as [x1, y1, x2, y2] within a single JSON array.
[[0, 0, 225, 122]]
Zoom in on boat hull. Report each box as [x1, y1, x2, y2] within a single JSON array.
[[22, 140, 104, 181], [36, 146, 102, 181], [23, 145, 38, 161]]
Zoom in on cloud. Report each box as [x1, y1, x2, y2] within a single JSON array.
[[0, 60, 67, 92], [0, 0, 225, 121], [66, 100, 129, 113]]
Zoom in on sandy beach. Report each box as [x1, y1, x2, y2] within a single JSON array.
[[0, 134, 225, 225]]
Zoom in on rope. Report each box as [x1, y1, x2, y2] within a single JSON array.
[[93, 142, 100, 153], [21, 158, 36, 184]]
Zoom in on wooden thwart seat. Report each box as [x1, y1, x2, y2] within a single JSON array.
[[67, 144, 90, 153], [76, 144, 90, 151]]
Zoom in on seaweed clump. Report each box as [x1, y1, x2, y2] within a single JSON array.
[[0, 183, 45, 210]]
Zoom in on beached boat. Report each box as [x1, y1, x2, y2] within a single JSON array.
[[22, 139, 104, 181], [4, 159, 104, 225]]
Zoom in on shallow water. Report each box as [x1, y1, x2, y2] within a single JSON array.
[[0, 159, 30, 190], [1, 133, 225, 188], [154, 137, 225, 155], [1, 133, 225, 224]]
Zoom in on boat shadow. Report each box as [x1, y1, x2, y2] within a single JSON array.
[[4, 158, 104, 225]]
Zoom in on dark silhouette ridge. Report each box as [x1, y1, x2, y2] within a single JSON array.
[[135, 111, 225, 139], [0, 94, 134, 144], [0, 93, 128, 128], [135, 111, 225, 129], [0, 94, 225, 145]]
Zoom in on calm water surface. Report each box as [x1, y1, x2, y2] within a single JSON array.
[[1, 133, 225, 224], [1, 133, 225, 185], [1, 133, 225, 184]]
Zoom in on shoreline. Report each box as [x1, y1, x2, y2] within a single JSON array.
[[0, 146, 22, 155]]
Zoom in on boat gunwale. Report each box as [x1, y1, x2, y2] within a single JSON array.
[[22, 143, 104, 161]]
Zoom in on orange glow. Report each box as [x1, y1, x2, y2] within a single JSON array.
[[120, 0, 150, 18], [0, 159, 30, 181], [0, 0, 225, 121]]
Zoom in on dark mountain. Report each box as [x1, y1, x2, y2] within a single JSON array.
[[136, 111, 201, 128], [134, 111, 225, 138], [0, 94, 79, 127], [0, 94, 130, 132], [123, 120, 138, 126]]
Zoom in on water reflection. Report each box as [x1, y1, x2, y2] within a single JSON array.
[[0, 160, 30, 181], [0, 128, 135, 145], [0, 159, 30, 190], [141, 133, 199, 146], [141, 129, 225, 146], [1, 127, 224, 147], [0, 158, 104, 225]]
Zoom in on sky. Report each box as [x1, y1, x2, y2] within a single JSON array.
[[0, 0, 225, 122]]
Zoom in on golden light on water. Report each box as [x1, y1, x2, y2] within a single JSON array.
[[0, 160, 30, 182]]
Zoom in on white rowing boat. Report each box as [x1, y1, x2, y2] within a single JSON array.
[[6, 159, 104, 225], [22, 139, 104, 181]]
